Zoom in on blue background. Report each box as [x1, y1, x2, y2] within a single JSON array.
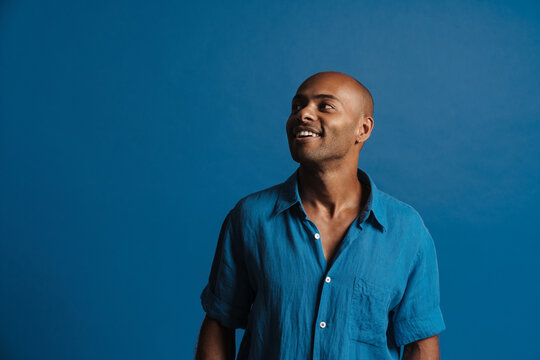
[[1, 0, 539, 359]]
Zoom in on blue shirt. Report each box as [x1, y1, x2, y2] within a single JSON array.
[[200, 167, 446, 359]]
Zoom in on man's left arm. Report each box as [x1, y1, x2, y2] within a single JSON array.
[[403, 334, 440, 360], [391, 216, 446, 350]]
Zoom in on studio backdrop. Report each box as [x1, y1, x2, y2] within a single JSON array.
[[1, 0, 539, 359]]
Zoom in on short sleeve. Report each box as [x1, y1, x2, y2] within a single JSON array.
[[392, 222, 446, 347], [200, 208, 255, 329]]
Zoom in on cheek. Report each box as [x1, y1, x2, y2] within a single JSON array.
[[286, 117, 295, 132], [325, 124, 357, 143]]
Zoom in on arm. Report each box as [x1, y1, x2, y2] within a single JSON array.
[[197, 207, 254, 359], [392, 216, 446, 349], [402, 334, 440, 360], [195, 314, 236, 360]]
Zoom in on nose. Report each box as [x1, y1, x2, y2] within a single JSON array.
[[297, 103, 316, 122]]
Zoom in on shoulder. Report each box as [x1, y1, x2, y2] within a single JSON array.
[[228, 181, 283, 226], [377, 189, 433, 247], [383, 191, 427, 225]]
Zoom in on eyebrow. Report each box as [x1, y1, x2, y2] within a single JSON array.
[[292, 93, 342, 103]]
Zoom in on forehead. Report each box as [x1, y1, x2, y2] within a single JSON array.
[[294, 74, 359, 108]]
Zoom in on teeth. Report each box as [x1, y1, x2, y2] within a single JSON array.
[[297, 130, 320, 137]]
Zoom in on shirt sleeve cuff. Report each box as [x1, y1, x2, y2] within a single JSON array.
[[200, 285, 249, 329], [393, 306, 446, 347]]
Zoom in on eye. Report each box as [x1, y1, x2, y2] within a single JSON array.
[[320, 102, 334, 110], [292, 103, 302, 111]]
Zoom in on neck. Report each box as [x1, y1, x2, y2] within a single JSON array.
[[297, 162, 363, 218]]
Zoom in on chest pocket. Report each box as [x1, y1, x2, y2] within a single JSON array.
[[349, 276, 392, 347]]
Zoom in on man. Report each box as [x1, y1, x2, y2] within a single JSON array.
[[195, 71, 446, 359]]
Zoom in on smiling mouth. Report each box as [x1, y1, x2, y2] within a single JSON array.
[[294, 130, 322, 139]]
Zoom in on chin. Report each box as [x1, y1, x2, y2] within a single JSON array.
[[291, 152, 319, 165]]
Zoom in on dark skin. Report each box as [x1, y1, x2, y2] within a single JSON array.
[[195, 71, 439, 359], [195, 314, 235, 360], [285, 71, 374, 268], [402, 334, 441, 360]]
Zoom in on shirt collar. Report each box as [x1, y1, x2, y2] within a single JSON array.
[[272, 167, 388, 233]]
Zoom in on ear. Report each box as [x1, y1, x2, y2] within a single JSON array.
[[355, 115, 374, 144]]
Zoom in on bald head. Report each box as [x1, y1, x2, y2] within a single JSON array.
[[298, 71, 374, 118]]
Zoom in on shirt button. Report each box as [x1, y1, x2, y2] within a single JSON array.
[[314, 233, 321, 239], [320, 321, 326, 328], [325, 276, 331, 283]]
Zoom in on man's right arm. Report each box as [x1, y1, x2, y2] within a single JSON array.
[[195, 314, 236, 360]]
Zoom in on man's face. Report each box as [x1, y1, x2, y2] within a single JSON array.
[[286, 74, 363, 165]]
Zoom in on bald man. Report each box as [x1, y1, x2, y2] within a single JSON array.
[[196, 71, 446, 359]]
